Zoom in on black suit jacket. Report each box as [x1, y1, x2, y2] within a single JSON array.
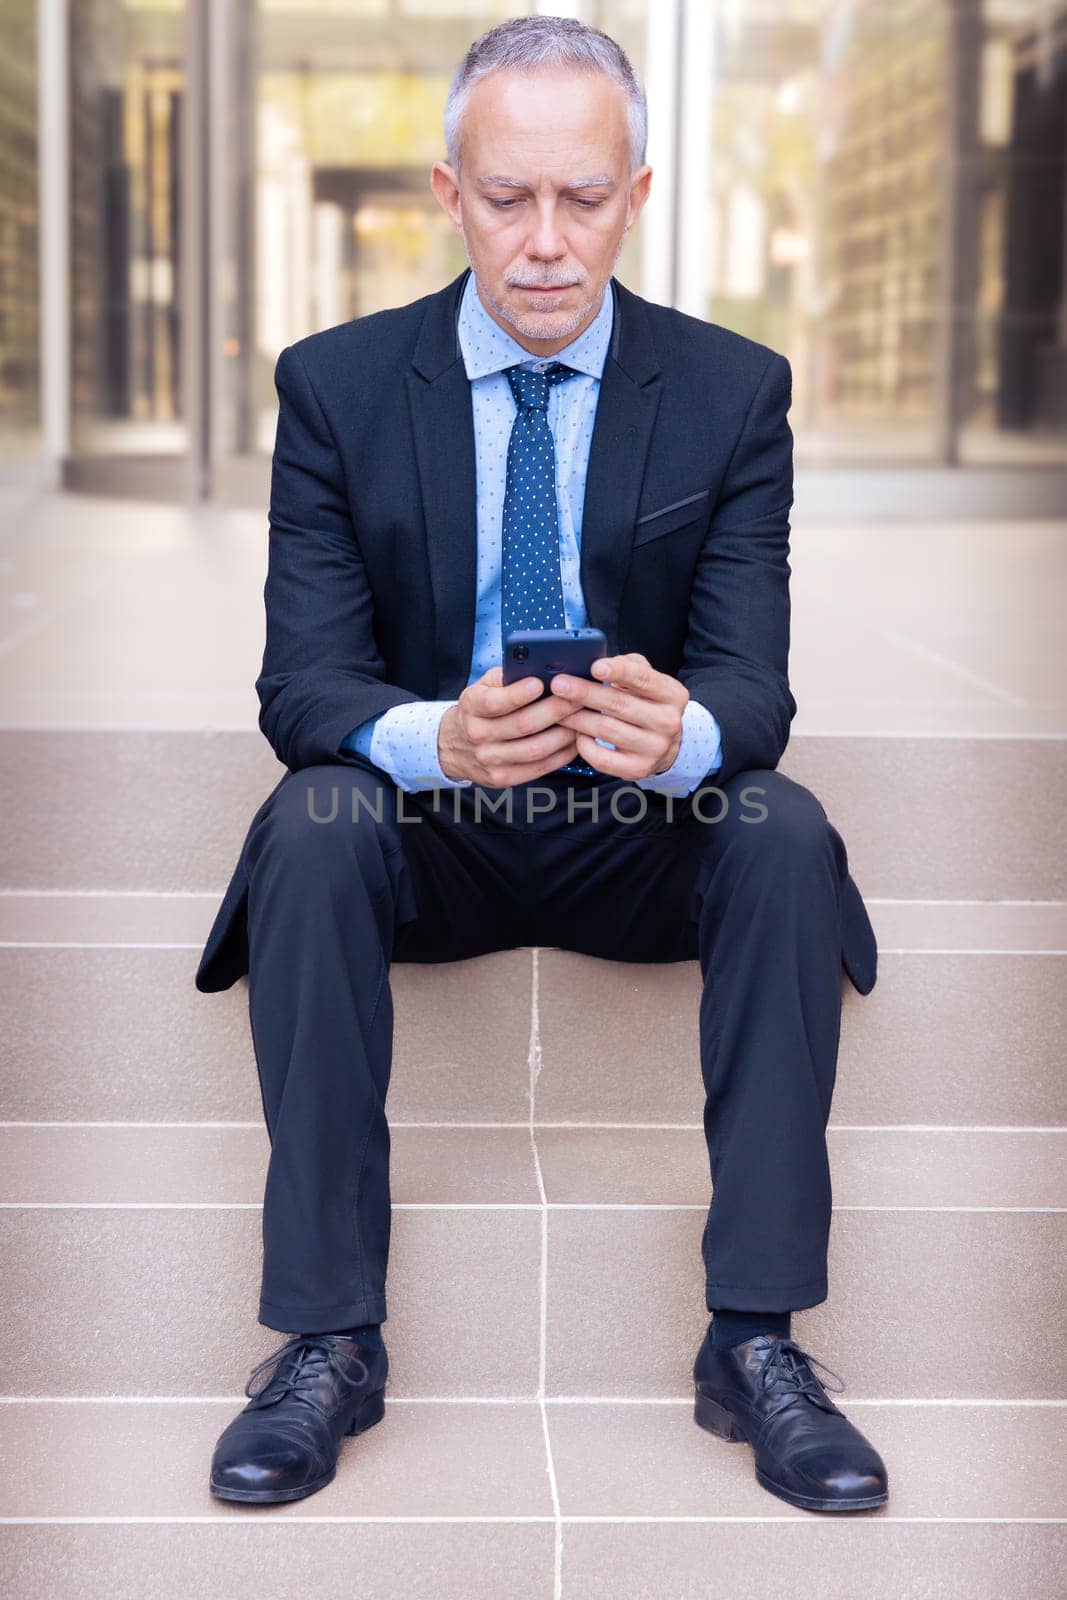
[[195, 266, 877, 997]]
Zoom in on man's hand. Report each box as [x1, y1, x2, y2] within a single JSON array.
[[549, 652, 689, 780], [437, 667, 580, 786]]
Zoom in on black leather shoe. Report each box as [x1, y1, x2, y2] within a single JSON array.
[[210, 1332, 388, 1504], [693, 1330, 888, 1512]]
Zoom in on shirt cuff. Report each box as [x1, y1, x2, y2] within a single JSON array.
[[340, 701, 471, 793], [633, 699, 723, 797]]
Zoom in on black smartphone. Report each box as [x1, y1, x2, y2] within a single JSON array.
[[502, 628, 608, 699]]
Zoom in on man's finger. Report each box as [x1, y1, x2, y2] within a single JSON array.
[[571, 730, 648, 780], [558, 707, 663, 754], [471, 690, 575, 738], [590, 652, 658, 694], [555, 653, 671, 705], [472, 724, 578, 772], [550, 676, 659, 725], [476, 672, 546, 717]]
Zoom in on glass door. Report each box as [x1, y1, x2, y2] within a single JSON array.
[[67, 0, 195, 499], [208, 0, 657, 504]]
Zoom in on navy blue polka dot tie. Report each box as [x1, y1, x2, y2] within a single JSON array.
[[501, 361, 579, 637], [501, 361, 596, 776]]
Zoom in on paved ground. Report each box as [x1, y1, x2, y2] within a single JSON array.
[[0, 490, 1064, 1598]]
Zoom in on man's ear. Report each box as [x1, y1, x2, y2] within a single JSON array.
[[626, 164, 653, 229], [430, 161, 462, 230]]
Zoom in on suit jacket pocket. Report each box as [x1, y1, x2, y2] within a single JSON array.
[[632, 488, 711, 546]]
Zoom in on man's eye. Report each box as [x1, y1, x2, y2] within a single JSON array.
[[487, 198, 605, 209]]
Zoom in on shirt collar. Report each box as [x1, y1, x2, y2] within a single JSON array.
[[457, 269, 614, 382]]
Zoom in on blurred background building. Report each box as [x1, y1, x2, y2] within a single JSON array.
[[1, 0, 1065, 511]]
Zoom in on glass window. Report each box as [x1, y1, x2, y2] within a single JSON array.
[[0, 0, 40, 457], [696, 0, 1066, 466], [69, 0, 188, 457], [216, 0, 652, 462], [51, 0, 1063, 487], [972, 0, 1067, 463]]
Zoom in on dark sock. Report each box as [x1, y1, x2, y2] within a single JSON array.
[[710, 1307, 791, 1351], [318, 1321, 382, 1350]]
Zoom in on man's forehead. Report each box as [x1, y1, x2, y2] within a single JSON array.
[[472, 172, 619, 189]]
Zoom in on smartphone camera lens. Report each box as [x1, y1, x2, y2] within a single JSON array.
[[515, 645, 528, 661]]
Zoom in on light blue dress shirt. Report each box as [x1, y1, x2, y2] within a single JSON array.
[[340, 271, 723, 794]]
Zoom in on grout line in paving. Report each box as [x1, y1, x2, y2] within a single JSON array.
[[788, 730, 1067, 741], [868, 949, 1067, 956], [854, 620, 1029, 708], [526, 948, 563, 1600], [0, 890, 228, 898], [867, 898, 1067, 906], [3, 892, 1065, 905], [1, 1121, 1064, 1133], [1, 1396, 1064, 1408], [2, 1202, 1063, 1213], [1, 942, 216, 950], [3, 942, 1067, 955], [0, 1515, 1063, 1526]]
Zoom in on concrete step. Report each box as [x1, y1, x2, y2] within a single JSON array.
[[3, 1123, 1064, 1210], [6, 1394, 1060, 1520], [1, 935, 1063, 1127], [4, 1510, 1061, 1600], [2, 505, 1064, 1595], [2, 892, 1062, 1401], [2, 1124, 1063, 1400], [1, 728, 1065, 899]]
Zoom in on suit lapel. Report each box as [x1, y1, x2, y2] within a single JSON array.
[[405, 269, 478, 699], [406, 267, 663, 697], [580, 278, 663, 655]]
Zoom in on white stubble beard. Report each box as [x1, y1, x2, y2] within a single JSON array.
[[460, 227, 628, 344]]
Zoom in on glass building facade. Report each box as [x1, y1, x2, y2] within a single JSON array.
[[3, 0, 1066, 502], [0, 0, 41, 457]]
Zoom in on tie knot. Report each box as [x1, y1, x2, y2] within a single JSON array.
[[506, 361, 577, 412]]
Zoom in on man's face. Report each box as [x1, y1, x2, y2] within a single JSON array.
[[431, 67, 652, 355]]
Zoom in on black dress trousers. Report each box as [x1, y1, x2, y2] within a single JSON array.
[[242, 762, 855, 1333]]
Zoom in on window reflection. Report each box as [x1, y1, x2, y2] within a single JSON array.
[[0, 0, 40, 455], [219, 0, 649, 460], [30, 0, 1067, 481], [702, 0, 1066, 465], [70, 0, 186, 457]]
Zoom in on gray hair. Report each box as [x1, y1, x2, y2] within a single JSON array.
[[444, 14, 648, 176]]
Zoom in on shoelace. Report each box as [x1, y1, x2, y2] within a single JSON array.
[[243, 1334, 370, 1422], [757, 1337, 846, 1419]]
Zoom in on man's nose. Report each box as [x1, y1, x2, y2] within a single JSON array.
[[525, 204, 568, 259]]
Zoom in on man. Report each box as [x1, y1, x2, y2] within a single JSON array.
[[196, 15, 886, 1514]]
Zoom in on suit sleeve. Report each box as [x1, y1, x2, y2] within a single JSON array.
[[677, 352, 798, 787], [254, 343, 423, 772]]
